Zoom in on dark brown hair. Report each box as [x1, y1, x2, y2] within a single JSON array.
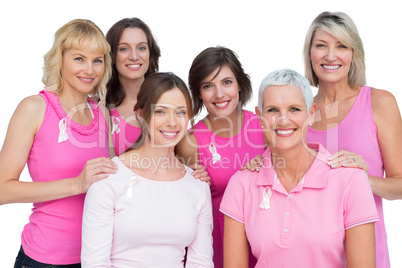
[[105, 17, 161, 107], [133, 72, 194, 147], [188, 46, 252, 116]]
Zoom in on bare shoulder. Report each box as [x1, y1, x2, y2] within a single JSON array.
[[370, 88, 401, 129], [15, 95, 46, 121], [175, 131, 199, 165], [371, 88, 399, 111], [3, 95, 46, 147], [19, 94, 46, 108]]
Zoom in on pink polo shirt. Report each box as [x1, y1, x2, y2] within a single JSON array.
[[220, 143, 378, 268]]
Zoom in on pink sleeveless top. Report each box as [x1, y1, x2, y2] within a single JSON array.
[[307, 86, 390, 268], [22, 90, 109, 265], [193, 110, 265, 268], [110, 108, 141, 155]]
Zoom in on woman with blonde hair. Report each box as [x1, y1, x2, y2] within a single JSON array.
[[304, 12, 402, 267], [0, 19, 117, 267]]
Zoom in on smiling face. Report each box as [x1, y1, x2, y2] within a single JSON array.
[[257, 85, 315, 152], [310, 29, 353, 85], [199, 65, 240, 118], [115, 27, 150, 82], [61, 43, 105, 95], [148, 88, 189, 148]]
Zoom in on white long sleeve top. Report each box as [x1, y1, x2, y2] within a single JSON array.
[[81, 157, 214, 268]]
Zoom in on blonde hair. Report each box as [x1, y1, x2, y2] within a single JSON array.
[[42, 19, 111, 104], [303, 11, 366, 88]]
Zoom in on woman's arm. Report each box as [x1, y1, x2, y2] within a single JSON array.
[[370, 88, 402, 199], [185, 184, 214, 267], [324, 89, 402, 199], [103, 105, 116, 159], [0, 96, 117, 205], [345, 223, 376, 268], [81, 179, 115, 267], [223, 215, 249, 268]]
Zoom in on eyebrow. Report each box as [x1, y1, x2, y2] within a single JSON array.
[[263, 103, 305, 108], [313, 38, 343, 44], [221, 76, 233, 81], [71, 53, 104, 59], [201, 76, 234, 85], [155, 105, 187, 109], [118, 41, 148, 46]]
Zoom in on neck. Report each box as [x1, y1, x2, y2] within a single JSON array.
[[315, 79, 357, 104], [127, 140, 178, 171], [271, 143, 317, 187], [119, 75, 144, 102], [57, 89, 88, 110]]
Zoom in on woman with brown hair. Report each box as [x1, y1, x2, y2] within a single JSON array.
[[176, 46, 265, 268], [82, 72, 213, 267]]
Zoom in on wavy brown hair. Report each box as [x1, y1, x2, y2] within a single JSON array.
[[106, 17, 161, 108]]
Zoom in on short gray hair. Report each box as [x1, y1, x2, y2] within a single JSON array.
[[257, 69, 313, 112]]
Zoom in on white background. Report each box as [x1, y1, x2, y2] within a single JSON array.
[[0, 0, 401, 266]]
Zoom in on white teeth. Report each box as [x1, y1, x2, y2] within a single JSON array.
[[161, 131, 177, 137], [322, 65, 340, 70], [215, 101, 229, 107], [80, 78, 93, 81], [276, 130, 295, 134], [128, 64, 141, 68]]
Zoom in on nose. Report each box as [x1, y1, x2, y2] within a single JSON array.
[[275, 113, 290, 127], [214, 85, 225, 99], [325, 46, 337, 61], [166, 111, 178, 127], [83, 62, 94, 75], [128, 49, 139, 61]]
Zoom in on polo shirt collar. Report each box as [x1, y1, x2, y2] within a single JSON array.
[[256, 143, 331, 189]]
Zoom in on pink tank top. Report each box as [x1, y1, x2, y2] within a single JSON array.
[[193, 110, 265, 268], [110, 108, 141, 155], [22, 90, 109, 265], [307, 86, 389, 268]]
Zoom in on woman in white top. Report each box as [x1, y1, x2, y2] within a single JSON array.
[[81, 72, 214, 267]]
